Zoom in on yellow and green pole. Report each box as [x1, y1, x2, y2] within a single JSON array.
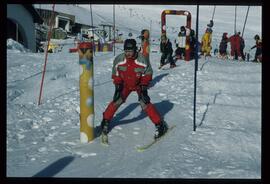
[[78, 42, 94, 143]]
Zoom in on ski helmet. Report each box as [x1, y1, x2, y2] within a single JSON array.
[[254, 34, 260, 40], [124, 39, 137, 51], [206, 28, 212, 33], [161, 34, 167, 41], [180, 26, 185, 32]]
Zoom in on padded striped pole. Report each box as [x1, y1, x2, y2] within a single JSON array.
[[78, 42, 94, 143]]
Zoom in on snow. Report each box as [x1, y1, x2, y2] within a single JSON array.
[[6, 5, 261, 178]]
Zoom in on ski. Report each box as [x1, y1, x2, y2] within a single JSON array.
[[136, 125, 176, 152]]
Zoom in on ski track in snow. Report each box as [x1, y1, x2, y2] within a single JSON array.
[[6, 5, 261, 178]]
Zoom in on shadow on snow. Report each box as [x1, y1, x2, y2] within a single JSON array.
[[94, 100, 174, 138]]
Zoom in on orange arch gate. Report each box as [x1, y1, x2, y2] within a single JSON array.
[[161, 10, 192, 61]]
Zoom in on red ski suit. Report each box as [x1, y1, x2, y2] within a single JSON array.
[[229, 34, 241, 57], [103, 52, 162, 124]]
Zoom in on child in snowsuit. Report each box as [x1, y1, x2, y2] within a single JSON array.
[[218, 32, 229, 59], [174, 26, 187, 61], [139, 29, 150, 60], [250, 34, 262, 62], [101, 39, 168, 140], [189, 29, 197, 60], [160, 34, 175, 68], [228, 32, 242, 60], [200, 28, 212, 56], [239, 33, 246, 61]]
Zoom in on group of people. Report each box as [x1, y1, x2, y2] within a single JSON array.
[[159, 19, 262, 66], [218, 32, 262, 62], [159, 25, 197, 69]]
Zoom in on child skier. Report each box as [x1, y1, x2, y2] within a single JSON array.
[[239, 32, 246, 61], [200, 20, 214, 57], [200, 28, 212, 57], [100, 39, 168, 143], [250, 34, 262, 62], [139, 29, 150, 60], [174, 26, 187, 61], [159, 34, 175, 68], [218, 32, 229, 59], [189, 29, 197, 60]]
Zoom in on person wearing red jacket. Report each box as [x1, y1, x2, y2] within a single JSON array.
[[229, 32, 242, 60], [100, 39, 168, 141]]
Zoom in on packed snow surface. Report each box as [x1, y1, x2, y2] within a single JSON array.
[[7, 4, 261, 178]]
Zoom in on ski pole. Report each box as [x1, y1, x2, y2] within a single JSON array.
[[38, 4, 55, 105]]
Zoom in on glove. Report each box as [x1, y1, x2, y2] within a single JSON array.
[[140, 85, 150, 104], [113, 84, 123, 102]]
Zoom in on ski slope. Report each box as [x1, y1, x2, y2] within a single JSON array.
[[6, 4, 261, 178]]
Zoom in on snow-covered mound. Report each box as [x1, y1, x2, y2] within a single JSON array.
[[7, 38, 31, 53]]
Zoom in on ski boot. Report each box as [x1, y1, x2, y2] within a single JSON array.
[[154, 120, 168, 140], [101, 119, 109, 144], [170, 63, 176, 68], [158, 64, 164, 69]]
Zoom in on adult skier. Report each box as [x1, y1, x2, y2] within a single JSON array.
[[228, 32, 242, 61], [100, 39, 168, 143], [218, 32, 229, 59], [250, 34, 262, 62], [159, 34, 176, 68]]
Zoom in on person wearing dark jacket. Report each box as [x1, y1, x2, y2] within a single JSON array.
[[218, 32, 229, 59], [160, 34, 175, 68], [238, 32, 246, 61], [250, 34, 262, 62], [189, 29, 197, 60]]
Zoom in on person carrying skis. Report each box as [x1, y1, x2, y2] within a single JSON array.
[[100, 39, 168, 142], [250, 34, 262, 62], [218, 32, 229, 59], [160, 34, 175, 68], [228, 32, 242, 61]]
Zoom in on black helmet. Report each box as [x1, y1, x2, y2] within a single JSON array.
[[124, 39, 137, 51], [161, 34, 167, 41], [254, 34, 260, 40], [180, 26, 185, 31]]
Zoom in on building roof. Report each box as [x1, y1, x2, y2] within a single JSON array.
[[33, 4, 105, 27], [23, 5, 43, 24]]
